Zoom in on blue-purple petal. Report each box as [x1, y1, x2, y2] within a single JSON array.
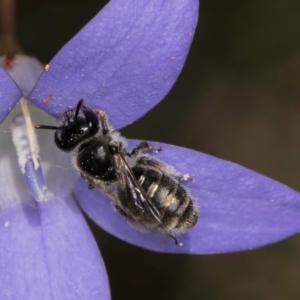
[[76, 140, 300, 254], [0, 66, 21, 124], [0, 196, 110, 300], [28, 0, 199, 128], [1, 55, 44, 97]]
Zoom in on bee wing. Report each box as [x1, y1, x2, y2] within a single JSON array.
[[114, 153, 162, 224]]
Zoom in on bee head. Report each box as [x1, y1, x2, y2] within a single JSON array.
[[35, 99, 99, 151]]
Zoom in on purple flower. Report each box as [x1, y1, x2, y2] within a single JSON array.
[[0, 60, 110, 298], [1, 0, 300, 298]]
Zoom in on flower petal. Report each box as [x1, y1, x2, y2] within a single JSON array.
[[76, 140, 300, 254], [1, 55, 44, 97], [28, 0, 199, 128], [0, 197, 110, 300], [0, 114, 110, 299], [0, 66, 21, 124]]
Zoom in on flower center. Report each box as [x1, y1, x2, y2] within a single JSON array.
[[11, 99, 47, 201]]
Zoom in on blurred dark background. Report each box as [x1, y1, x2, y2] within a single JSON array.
[[15, 0, 300, 299]]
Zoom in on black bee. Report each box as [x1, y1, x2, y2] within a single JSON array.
[[35, 99, 198, 246]]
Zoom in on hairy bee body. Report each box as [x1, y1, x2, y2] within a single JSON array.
[[36, 100, 198, 246]]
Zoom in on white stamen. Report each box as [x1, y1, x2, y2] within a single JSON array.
[[20, 98, 39, 170], [11, 105, 48, 202], [11, 114, 31, 173]]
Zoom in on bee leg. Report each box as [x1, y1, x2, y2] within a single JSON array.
[[115, 205, 127, 218], [79, 172, 96, 188], [130, 142, 162, 156], [92, 109, 110, 135], [138, 157, 194, 182], [168, 234, 183, 247], [178, 174, 194, 182], [166, 172, 193, 183], [88, 183, 95, 190], [137, 156, 167, 169]]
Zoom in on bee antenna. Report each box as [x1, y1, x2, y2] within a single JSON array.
[[168, 234, 183, 247], [35, 125, 58, 130], [75, 99, 84, 121]]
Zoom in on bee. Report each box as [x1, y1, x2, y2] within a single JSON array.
[[35, 99, 198, 246]]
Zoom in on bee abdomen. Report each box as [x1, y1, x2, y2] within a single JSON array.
[[133, 166, 198, 231], [160, 184, 198, 231], [174, 200, 198, 230]]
